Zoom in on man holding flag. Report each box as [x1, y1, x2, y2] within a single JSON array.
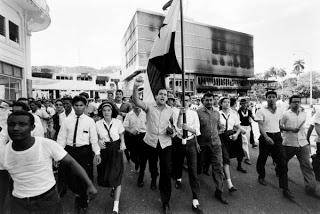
[[133, 0, 187, 213], [132, 78, 175, 214]]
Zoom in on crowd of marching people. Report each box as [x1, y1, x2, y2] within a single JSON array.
[[0, 76, 320, 214]]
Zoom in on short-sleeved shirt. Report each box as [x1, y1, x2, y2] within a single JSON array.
[[197, 107, 221, 146], [123, 110, 147, 133], [280, 109, 308, 147], [96, 118, 124, 144], [219, 110, 240, 131], [0, 137, 67, 198], [255, 107, 282, 133], [143, 103, 174, 149]]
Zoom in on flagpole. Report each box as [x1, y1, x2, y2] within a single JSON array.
[[179, 0, 187, 140]]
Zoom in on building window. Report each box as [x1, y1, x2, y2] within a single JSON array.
[[9, 21, 19, 43], [0, 15, 5, 37]]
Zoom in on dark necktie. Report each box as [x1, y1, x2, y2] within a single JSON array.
[[222, 113, 229, 132], [73, 116, 80, 147]]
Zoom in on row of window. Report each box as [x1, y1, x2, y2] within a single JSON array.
[[0, 14, 19, 43], [0, 61, 22, 78], [56, 75, 73, 80]]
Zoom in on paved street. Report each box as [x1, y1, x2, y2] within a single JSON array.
[[60, 142, 320, 214]]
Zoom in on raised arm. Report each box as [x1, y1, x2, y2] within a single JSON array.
[[132, 76, 147, 112]]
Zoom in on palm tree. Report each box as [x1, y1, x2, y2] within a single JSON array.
[[264, 66, 277, 80], [292, 59, 305, 86]]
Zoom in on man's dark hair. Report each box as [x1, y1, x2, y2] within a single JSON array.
[[29, 101, 41, 108], [79, 92, 89, 99], [157, 88, 167, 95], [97, 101, 119, 118], [17, 97, 29, 103], [265, 90, 277, 98], [116, 90, 123, 95], [12, 101, 30, 112], [72, 96, 87, 106], [289, 95, 301, 104], [8, 110, 35, 126], [202, 92, 214, 99]]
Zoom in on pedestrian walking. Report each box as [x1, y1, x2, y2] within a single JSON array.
[[280, 95, 320, 199], [255, 91, 291, 199], [132, 76, 175, 214], [57, 95, 101, 213], [0, 111, 97, 214], [197, 92, 227, 205], [96, 101, 126, 214]]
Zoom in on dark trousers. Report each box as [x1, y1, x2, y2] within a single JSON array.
[[172, 137, 200, 199], [283, 145, 317, 191], [64, 145, 93, 208], [198, 144, 224, 192], [145, 142, 172, 205], [10, 186, 63, 214], [256, 133, 287, 189]]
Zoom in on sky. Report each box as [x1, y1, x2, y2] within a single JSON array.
[[31, 0, 320, 74]]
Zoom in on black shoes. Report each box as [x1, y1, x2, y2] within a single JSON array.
[[175, 180, 182, 189], [237, 166, 247, 173], [283, 189, 295, 200], [162, 204, 172, 214], [192, 205, 204, 214], [228, 186, 237, 193], [214, 190, 228, 205], [150, 179, 157, 190], [258, 178, 267, 186]]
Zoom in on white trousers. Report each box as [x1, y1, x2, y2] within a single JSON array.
[[241, 125, 251, 160]]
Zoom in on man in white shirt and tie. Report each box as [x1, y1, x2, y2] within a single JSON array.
[[57, 96, 101, 213], [175, 94, 203, 214]]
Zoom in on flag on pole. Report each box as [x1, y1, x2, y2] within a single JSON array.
[[143, 0, 181, 103]]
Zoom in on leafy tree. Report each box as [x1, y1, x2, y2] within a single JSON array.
[[292, 59, 305, 86]]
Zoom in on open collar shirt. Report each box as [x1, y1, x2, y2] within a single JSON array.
[[255, 106, 282, 133], [281, 109, 308, 147], [57, 113, 100, 155], [143, 103, 174, 149], [197, 107, 221, 146], [123, 110, 147, 134]]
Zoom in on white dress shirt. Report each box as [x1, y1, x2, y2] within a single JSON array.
[[96, 118, 124, 146], [57, 113, 100, 155], [123, 110, 147, 133], [176, 108, 200, 140], [219, 110, 240, 131], [59, 109, 75, 126]]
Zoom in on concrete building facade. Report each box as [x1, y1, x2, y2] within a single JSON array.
[[0, 0, 50, 100], [121, 9, 254, 96]]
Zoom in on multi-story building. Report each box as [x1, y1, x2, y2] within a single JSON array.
[[0, 0, 51, 100], [31, 66, 121, 99], [121, 9, 254, 96]]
